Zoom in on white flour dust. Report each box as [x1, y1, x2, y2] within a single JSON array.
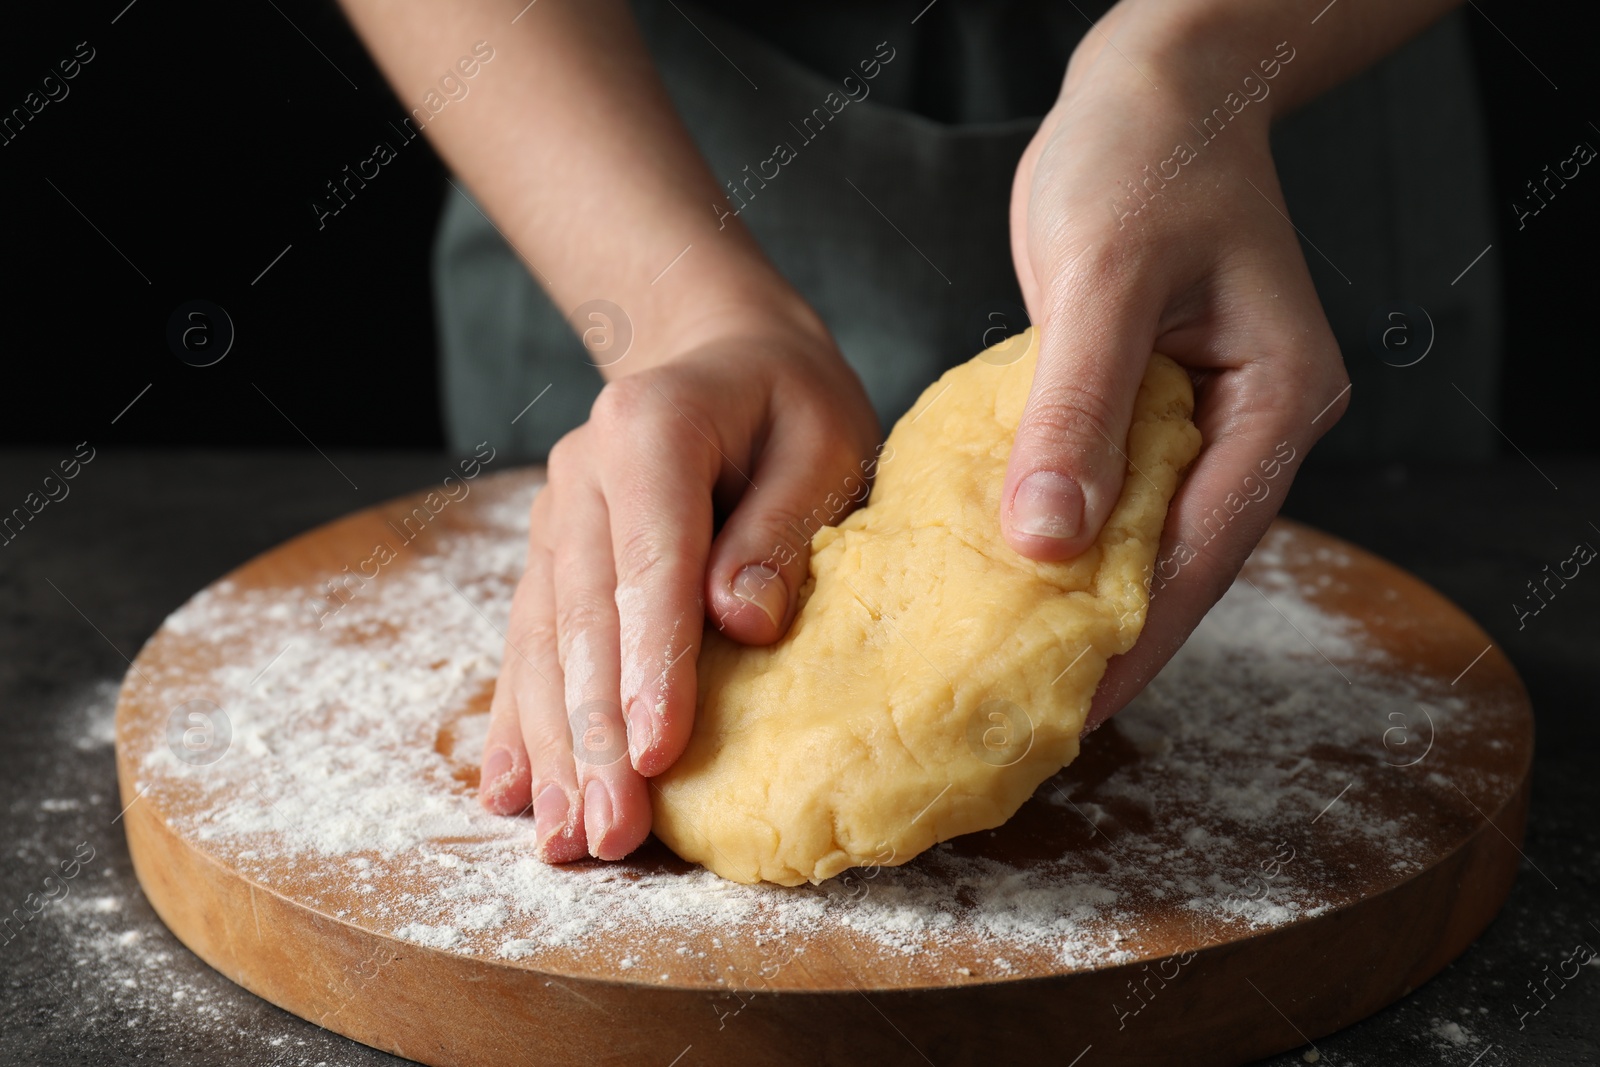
[[11, 682, 353, 1065], [123, 485, 1510, 982]]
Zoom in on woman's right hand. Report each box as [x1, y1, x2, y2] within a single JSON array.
[[336, 0, 882, 860], [478, 306, 880, 862]]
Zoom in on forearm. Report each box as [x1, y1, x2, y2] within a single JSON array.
[[337, 0, 822, 373], [1076, 0, 1464, 121]]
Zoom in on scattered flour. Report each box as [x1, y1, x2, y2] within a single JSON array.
[[393, 923, 463, 950], [11, 677, 342, 1065], [117, 483, 1516, 985], [1427, 1016, 1481, 1048], [19, 874, 375, 1066]]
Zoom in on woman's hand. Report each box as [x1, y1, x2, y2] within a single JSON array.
[[337, 0, 887, 864], [1003, 3, 1355, 727], [478, 310, 879, 860]]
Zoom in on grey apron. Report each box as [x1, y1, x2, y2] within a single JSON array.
[[433, 2, 1499, 463]]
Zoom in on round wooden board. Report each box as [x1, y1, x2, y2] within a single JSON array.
[[115, 468, 1532, 1067]]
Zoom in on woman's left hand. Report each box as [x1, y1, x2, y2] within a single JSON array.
[[1003, 4, 1352, 727]]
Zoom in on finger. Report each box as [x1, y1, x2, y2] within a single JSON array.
[[594, 408, 719, 779], [480, 491, 564, 818], [604, 457, 720, 777], [549, 461, 651, 861], [480, 650, 531, 816], [500, 487, 589, 861], [1003, 247, 1165, 562], [704, 414, 876, 646], [1085, 346, 1349, 730]]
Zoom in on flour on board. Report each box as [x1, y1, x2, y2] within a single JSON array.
[[125, 484, 1510, 980]]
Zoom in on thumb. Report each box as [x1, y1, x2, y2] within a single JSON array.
[[705, 425, 879, 644], [1002, 282, 1160, 561]]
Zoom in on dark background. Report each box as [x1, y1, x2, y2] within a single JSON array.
[[2, 5, 1598, 1066], [0, 0, 1594, 454]]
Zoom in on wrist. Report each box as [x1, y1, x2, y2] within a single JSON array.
[[532, 186, 832, 379], [1102, 0, 1465, 122], [1064, 0, 1292, 131], [605, 253, 834, 380], [658, 277, 832, 363]]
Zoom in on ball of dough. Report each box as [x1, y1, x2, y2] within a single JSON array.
[[653, 329, 1201, 885]]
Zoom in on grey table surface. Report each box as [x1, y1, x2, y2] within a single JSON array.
[[0, 448, 1594, 1066]]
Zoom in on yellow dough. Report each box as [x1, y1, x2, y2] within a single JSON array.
[[652, 329, 1201, 885]]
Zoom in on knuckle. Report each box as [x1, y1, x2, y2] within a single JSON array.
[[590, 374, 706, 453], [554, 596, 612, 645], [612, 523, 681, 589], [513, 614, 559, 659], [546, 431, 582, 480], [1049, 236, 1145, 304], [589, 375, 653, 429], [1021, 383, 1120, 453], [1082, 234, 1143, 280]]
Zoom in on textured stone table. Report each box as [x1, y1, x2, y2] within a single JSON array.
[[1, 449, 1594, 1066]]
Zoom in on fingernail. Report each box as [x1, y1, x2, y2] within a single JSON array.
[[627, 699, 657, 769], [583, 779, 612, 856], [482, 746, 514, 788], [533, 782, 569, 850], [1012, 471, 1083, 540], [731, 563, 786, 627], [480, 746, 517, 807]]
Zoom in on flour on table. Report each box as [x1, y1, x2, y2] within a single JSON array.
[[1426, 1016, 1481, 1048], [125, 486, 1513, 981]]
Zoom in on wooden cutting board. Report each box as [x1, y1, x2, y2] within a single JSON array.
[[114, 468, 1532, 1067]]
